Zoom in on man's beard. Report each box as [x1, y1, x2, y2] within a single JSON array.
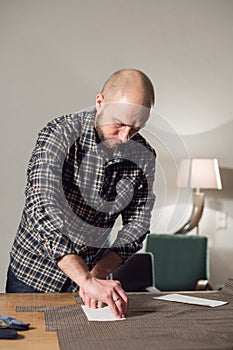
[[95, 112, 116, 149], [95, 125, 116, 149]]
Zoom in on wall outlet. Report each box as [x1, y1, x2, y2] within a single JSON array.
[[216, 211, 227, 230]]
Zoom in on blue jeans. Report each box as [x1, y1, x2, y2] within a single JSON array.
[[5, 266, 73, 293]]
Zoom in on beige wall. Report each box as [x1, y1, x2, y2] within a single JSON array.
[[1, 0, 232, 291]]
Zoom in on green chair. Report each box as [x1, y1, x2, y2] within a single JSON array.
[[145, 234, 210, 291]]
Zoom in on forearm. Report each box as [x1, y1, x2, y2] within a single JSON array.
[[57, 253, 91, 288], [91, 251, 123, 279]]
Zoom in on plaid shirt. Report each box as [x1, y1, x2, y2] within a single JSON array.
[[10, 109, 156, 292]]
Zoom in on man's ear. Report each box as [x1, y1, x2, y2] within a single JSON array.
[[96, 93, 105, 109]]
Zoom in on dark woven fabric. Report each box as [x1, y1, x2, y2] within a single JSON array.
[[16, 279, 233, 350]]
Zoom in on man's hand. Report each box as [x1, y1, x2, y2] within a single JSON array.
[[79, 250, 128, 317], [79, 277, 128, 318], [57, 253, 128, 318]]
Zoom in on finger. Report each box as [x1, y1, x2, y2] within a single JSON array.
[[84, 296, 92, 308], [114, 281, 128, 302], [112, 282, 129, 315], [114, 297, 128, 318], [107, 293, 126, 318], [108, 298, 122, 318], [117, 293, 128, 316], [97, 300, 104, 308], [90, 298, 97, 309]]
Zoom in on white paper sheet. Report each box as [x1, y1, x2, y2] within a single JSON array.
[[154, 293, 228, 307], [81, 305, 126, 321]]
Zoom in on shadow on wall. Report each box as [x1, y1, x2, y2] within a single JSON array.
[[218, 167, 233, 199], [205, 167, 233, 215], [205, 167, 233, 199]]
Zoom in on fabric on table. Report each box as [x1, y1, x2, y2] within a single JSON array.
[[221, 278, 233, 296], [0, 314, 30, 330], [16, 278, 233, 350]]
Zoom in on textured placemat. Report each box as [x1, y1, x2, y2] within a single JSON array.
[[221, 278, 233, 296], [16, 279, 233, 350]]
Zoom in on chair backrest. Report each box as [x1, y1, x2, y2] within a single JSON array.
[[146, 234, 209, 291], [111, 252, 155, 292]]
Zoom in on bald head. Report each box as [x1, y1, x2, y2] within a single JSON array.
[[100, 69, 155, 108]]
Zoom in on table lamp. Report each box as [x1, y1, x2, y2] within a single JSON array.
[[174, 158, 222, 234]]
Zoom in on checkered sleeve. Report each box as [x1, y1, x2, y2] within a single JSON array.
[[25, 122, 78, 262], [110, 149, 156, 263]]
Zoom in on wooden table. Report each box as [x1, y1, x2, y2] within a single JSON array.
[[0, 293, 77, 350], [0, 289, 232, 350]]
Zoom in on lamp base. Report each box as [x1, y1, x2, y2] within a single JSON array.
[[174, 192, 205, 235]]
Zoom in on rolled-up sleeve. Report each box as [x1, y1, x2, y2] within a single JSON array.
[[25, 124, 78, 262], [110, 149, 156, 263]]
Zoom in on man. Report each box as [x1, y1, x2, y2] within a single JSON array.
[[6, 69, 156, 318]]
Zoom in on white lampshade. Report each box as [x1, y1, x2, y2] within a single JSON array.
[[177, 158, 222, 190]]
